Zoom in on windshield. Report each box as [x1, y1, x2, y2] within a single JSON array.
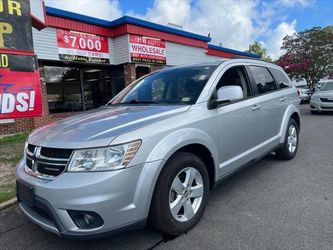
[[109, 65, 217, 105], [318, 82, 333, 91]]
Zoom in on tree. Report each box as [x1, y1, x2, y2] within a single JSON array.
[[276, 26, 333, 90], [323, 26, 333, 34], [246, 41, 272, 62]]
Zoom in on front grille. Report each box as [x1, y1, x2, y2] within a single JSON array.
[[26, 158, 33, 170], [321, 106, 333, 110], [40, 147, 73, 159], [25, 144, 73, 180], [27, 144, 36, 154], [37, 163, 67, 176], [320, 97, 333, 103]]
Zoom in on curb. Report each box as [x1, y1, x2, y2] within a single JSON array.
[[0, 197, 17, 211]]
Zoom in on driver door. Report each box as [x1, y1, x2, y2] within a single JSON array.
[[215, 65, 263, 177]]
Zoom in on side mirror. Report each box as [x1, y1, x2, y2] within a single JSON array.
[[217, 85, 244, 102], [209, 85, 244, 109]]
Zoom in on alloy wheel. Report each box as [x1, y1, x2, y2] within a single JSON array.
[[169, 167, 204, 222], [287, 124, 297, 153]]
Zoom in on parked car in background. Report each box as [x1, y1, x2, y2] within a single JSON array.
[[16, 59, 301, 238], [310, 80, 333, 113], [315, 80, 325, 91], [297, 86, 311, 102], [292, 79, 307, 88]]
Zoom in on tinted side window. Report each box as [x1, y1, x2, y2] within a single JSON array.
[[250, 66, 277, 94], [270, 68, 291, 89]]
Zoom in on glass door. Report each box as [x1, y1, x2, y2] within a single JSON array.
[[82, 68, 109, 110]]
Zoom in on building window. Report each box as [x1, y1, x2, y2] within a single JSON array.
[[45, 66, 83, 113], [45, 65, 125, 113]]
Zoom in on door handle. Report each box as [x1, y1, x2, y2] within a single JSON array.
[[280, 97, 287, 102], [251, 104, 261, 111]]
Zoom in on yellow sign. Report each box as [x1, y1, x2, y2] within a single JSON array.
[[0, 22, 12, 47], [0, 0, 22, 48], [0, 0, 22, 15], [0, 53, 8, 67], [0, 0, 33, 51]]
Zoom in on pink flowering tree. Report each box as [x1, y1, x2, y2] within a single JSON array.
[[276, 27, 333, 91]]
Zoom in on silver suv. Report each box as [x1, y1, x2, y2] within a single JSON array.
[[16, 59, 301, 238]]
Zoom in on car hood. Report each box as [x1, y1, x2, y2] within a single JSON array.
[[28, 105, 190, 148]]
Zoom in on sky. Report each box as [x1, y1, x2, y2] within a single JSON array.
[[45, 0, 333, 59]]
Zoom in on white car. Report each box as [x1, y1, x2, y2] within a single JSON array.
[[310, 80, 333, 113], [297, 87, 311, 102]]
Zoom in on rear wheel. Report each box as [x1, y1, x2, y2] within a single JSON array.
[[150, 152, 209, 235], [276, 118, 299, 160]]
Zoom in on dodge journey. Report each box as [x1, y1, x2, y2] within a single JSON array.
[[16, 59, 301, 238]]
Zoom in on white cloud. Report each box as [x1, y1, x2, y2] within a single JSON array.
[[265, 20, 297, 59], [278, 0, 314, 6], [127, 0, 263, 51], [127, 0, 300, 59], [128, 0, 191, 26], [187, 0, 260, 50], [44, 0, 301, 59], [45, 0, 122, 21]]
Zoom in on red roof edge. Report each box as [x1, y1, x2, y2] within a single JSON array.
[[45, 15, 208, 49], [206, 48, 234, 58], [46, 15, 113, 37], [31, 14, 47, 31]]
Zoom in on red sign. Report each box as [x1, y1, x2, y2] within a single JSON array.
[[57, 29, 110, 63], [129, 35, 166, 65], [0, 0, 43, 120], [0, 68, 42, 119]]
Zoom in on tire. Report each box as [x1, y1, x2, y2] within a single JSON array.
[[150, 152, 210, 235], [276, 118, 299, 160]]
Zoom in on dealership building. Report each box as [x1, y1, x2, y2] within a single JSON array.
[[0, 6, 260, 135]]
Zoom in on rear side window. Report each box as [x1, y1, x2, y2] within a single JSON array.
[[249, 66, 277, 94], [270, 68, 291, 89]]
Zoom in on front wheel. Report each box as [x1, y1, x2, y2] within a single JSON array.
[[276, 118, 299, 160], [150, 152, 209, 235]]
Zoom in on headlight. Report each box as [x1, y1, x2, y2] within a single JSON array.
[[67, 140, 141, 172], [311, 95, 320, 102]]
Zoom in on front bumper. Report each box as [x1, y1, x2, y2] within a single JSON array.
[[310, 100, 333, 112], [15, 159, 163, 238], [300, 95, 310, 102]]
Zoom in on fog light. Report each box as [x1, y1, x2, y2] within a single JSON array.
[[68, 210, 103, 229]]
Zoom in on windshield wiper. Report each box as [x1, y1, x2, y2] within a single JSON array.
[[107, 100, 186, 105], [120, 100, 159, 104]]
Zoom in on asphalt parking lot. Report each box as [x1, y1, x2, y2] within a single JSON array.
[[0, 105, 332, 250]]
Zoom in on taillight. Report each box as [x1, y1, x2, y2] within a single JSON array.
[[296, 89, 300, 96]]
